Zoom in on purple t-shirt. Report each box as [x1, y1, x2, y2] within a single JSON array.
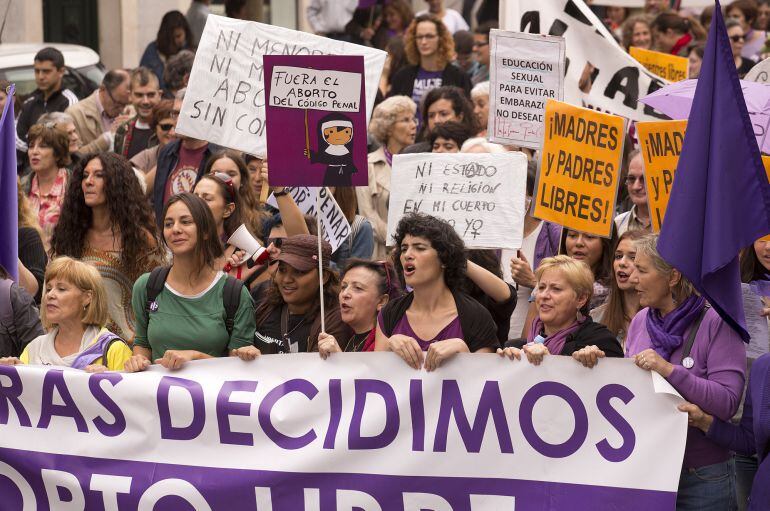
[[411, 68, 443, 106], [626, 307, 746, 469], [378, 312, 462, 351]]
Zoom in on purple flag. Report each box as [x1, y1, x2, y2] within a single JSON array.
[[658, 2, 770, 342], [0, 84, 17, 280]]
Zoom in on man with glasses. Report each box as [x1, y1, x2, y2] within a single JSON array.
[[472, 21, 496, 86], [615, 150, 652, 236], [66, 69, 131, 154], [114, 67, 162, 159]]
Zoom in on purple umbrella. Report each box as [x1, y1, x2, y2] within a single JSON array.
[[640, 79, 770, 152]]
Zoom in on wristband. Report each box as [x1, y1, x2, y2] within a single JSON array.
[[273, 188, 289, 197]]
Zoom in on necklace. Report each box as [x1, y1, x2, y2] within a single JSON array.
[[344, 331, 370, 352], [280, 305, 308, 350]]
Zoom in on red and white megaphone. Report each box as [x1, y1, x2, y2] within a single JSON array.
[[226, 224, 270, 267]]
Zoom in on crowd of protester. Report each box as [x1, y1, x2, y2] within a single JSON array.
[[1, 0, 769, 510]]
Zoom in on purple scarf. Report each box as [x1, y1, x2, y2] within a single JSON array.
[[527, 316, 585, 355], [383, 146, 393, 166], [71, 331, 122, 370], [645, 295, 706, 361]]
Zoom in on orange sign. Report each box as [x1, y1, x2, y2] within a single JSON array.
[[630, 46, 689, 82], [535, 100, 625, 237], [636, 120, 688, 232]]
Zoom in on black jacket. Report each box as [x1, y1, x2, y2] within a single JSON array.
[[388, 64, 472, 99], [509, 318, 624, 357]]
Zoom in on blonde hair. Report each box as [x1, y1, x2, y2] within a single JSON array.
[[17, 177, 42, 236], [41, 257, 108, 329], [634, 234, 696, 303], [535, 255, 595, 307], [368, 95, 416, 144]]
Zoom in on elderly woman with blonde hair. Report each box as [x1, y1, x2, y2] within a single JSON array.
[[357, 95, 417, 258], [0, 257, 132, 372], [499, 255, 623, 364]]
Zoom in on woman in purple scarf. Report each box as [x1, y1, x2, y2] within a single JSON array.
[[498, 255, 622, 364], [625, 234, 746, 511]]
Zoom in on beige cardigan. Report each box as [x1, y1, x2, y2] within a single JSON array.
[[65, 91, 111, 154], [356, 147, 391, 259]]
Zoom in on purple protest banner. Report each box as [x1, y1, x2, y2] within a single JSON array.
[[0, 355, 687, 510], [264, 55, 368, 187]]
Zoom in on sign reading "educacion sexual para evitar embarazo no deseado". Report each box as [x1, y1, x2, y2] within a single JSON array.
[[0, 354, 686, 510]]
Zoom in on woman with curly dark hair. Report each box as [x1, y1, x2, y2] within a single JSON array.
[[140, 11, 191, 90], [375, 213, 499, 370], [50, 152, 165, 341], [388, 14, 471, 107]]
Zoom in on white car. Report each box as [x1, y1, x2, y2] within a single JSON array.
[[0, 43, 106, 101]]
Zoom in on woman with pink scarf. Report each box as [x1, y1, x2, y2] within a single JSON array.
[[498, 255, 623, 364]]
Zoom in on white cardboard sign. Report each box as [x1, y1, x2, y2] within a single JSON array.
[[175, 15, 386, 157], [488, 30, 565, 149], [268, 66, 362, 111], [387, 152, 528, 249], [267, 187, 351, 253]]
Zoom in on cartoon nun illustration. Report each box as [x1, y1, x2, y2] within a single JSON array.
[[303, 112, 358, 186]]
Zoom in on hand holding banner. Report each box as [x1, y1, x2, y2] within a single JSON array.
[[0, 355, 687, 509], [535, 100, 625, 238]]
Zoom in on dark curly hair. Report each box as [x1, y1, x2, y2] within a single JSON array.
[[392, 213, 467, 291], [50, 152, 163, 280]]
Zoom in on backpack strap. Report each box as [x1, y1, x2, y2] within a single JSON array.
[[222, 276, 243, 338], [145, 266, 171, 313]]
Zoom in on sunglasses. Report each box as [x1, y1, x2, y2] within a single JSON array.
[[158, 123, 175, 131], [267, 237, 284, 248], [730, 35, 745, 42]]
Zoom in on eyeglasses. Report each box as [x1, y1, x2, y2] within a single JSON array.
[[415, 34, 438, 41], [472, 41, 489, 48], [158, 123, 175, 131], [625, 175, 645, 186], [106, 87, 128, 109], [730, 35, 746, 42]]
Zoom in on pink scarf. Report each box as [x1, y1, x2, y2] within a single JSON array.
[[527, 316, 585, 355]]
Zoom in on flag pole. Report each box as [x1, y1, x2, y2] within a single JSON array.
[[304, 109, 310, 160], [316, 187, 326, 333]]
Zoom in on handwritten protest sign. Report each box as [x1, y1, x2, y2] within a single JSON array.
[[387, 152, 527, 249], [636, 120, 687, 232], [501, 1, 669, 123], [0, 355, 687, 509], [535, 100, 625, 238], [266, 186, 350, 252], [488, 30, 565, 149], [264, 55, 367, 187], [175, 15, 386, 157], [630, 47, 689, 82]]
